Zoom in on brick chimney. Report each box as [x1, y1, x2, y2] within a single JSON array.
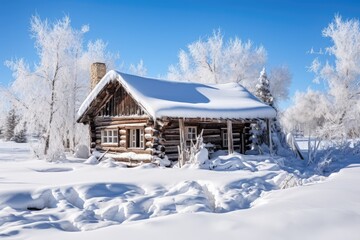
[[90, 62, 106, 89]]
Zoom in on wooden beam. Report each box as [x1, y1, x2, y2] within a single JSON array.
[[178, 118, 186, 167], [227, 119, 234, 154], [267, 119, 273, 155]]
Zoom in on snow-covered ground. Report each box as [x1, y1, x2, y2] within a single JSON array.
[[0, 140, 359, 240]]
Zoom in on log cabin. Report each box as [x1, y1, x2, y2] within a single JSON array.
[[77, 63, 276, 165]]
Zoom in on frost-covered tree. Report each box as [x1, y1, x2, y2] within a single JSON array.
[[168, 30, 291, 105], [282, 89, 329, 163], [283, 90, 328, 137], [269, 66, 291, 105], [167, 29, 267, 93], [4, 15, 117, 160], [129, 59, 147, 76], [309, 15, 360, 139], [4, 109, 18, 141], [256, 68, 273, 106]]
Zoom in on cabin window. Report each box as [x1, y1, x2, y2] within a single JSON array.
[[222, 129, 228, 147], [128, 128, 145, 149], [185, 126, 197, 141], [101, 129, 119, 144]]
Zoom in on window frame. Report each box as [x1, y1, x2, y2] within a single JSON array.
[[185, 126, 197, 141], [101, 128, 119, 145], [221, 128, 228, 148], [127, 128, 145, 149]]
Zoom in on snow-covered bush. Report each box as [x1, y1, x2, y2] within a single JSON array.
[[74, 144, 89, 159], [153, 156, 171, 167], [178, 129, 209, 168]]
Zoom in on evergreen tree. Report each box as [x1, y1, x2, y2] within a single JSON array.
[[5, 109, 18, 141], [255, 68, 290, 155], [14, 122, 27, 143], [255, 68, 274, 106]]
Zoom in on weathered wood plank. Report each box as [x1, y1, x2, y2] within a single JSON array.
[[227, 120, 234, 154], [178, 119, 186, 167]]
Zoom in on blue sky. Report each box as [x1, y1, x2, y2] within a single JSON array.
[[0, 0, 359, 109]]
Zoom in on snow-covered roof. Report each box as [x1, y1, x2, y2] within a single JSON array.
[[77, 70, 276, 121]]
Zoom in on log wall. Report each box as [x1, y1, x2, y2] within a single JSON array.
[[160, 119, 249, 161], [91, 116, 167, 162], [87, 81, 259, 163]]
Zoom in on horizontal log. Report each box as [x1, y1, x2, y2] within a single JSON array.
[[120, 140, 126, 147], [163, 140, 180, 146], [163, 129, 179, 135], [96, 123, 148, 129], [145, 148, 154, 154], [202, 136, 222, 143], [166, 153, 179, 160], [95, 120, 147, 126], [203, 134, 221, 138], [100, 146, 127, 152], [202, 129, 221, 135], [119, 129, 127, 135], [164, 146, 179, 153], [163, 134, 179, 141], [95, 116, 150, 122], [126, 148, 153, 154], [145, 127, 155, 134], [145, 133, 153, 140]]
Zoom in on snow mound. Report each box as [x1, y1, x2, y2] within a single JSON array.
[[2, 140, 360, 239], [84, 156, 98, 165], [74, 145, 89, 159], [99, 158, 127, 168]]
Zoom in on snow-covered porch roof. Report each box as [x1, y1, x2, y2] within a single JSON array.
[[77, 70, 276, 122]]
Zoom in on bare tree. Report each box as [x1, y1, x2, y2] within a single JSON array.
[[167, 30, 267, 92], [4, 15, 117, 160]]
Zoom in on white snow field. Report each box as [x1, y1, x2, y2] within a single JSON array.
[[0, 140, 360, 240]]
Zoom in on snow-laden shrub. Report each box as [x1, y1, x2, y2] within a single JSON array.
[[154, 156, 171, 167], [74, 144, 89, 159], [280, 173, 300, 189], [193, 147, 209, 165], [99, 158, 119, 168], [316, 157, 333, 175], [46, 150, 67, 162], [85, 156, 98, 165]]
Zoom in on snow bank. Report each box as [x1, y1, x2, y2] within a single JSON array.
[[1, 141, 360, 240]]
